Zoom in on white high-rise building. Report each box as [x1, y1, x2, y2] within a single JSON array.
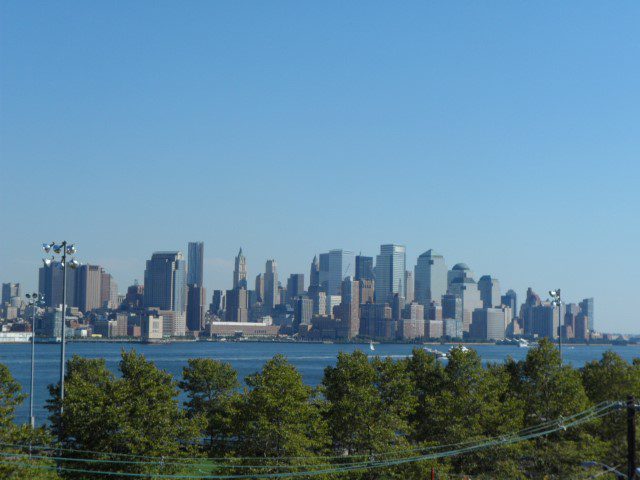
[[374, 244, 406, 304], [414, 250, 447, 307]]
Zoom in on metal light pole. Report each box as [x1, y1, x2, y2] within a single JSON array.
[[42, 242, 79, 415], [549, 289, 562, 363], [25, 292, 43, 428]]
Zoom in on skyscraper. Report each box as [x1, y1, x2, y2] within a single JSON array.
[[404, 271, 414, 304], [1, 283, 21, 304], [447, 263, 475, 290], [340, 276, 360, 339], [233, 248, 247, 289], [355, 255, 374, 281], [225, 287, 248, 322], [501, 289, 517, 317], [309, 255, 320, 288], [294, 296, 313, 331], [187, 242, 204, 286], [39, 261, 77, 309], [77, 265, 103, 313], [210, 290, 225, 315], [579, 298, 594, 332], [286, 274, 305, 305], [319, 249, 355, 296], [254, 273, 264, 303], [374, 244, 406, 304], [263, 260, 278, 310], [186, 284, 206, 332], [414, 250, 447, 307], [478, 275, 501, 308], [143, 252, 187, 317], [100, 272, 118, 309]]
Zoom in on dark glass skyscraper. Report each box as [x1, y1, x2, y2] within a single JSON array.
[[355, 255, 373, 281], [143, 251, 187, 313], [187, 242, 204, 286]]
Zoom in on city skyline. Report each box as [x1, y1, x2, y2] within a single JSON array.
[[1, 239, 616, 334], [1, 2, 638, 332]]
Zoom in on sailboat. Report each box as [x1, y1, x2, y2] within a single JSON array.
[[369, 341, 375, 351]]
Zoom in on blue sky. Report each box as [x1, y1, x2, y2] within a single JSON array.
[[1, 1, 639, 332]]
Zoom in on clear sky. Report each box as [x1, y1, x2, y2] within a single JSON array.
[[1, 2, 639, 332]]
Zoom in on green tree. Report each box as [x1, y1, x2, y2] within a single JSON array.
[[411, 346, 525, 478], [323, 350, 416, 457], [581, 350, 640, 468], [47, 350, 202, 478], [0, 363, 59, 479], [233, 354, 328, 466], [179, 358, 239, 455], [508, 339, 607, 478]]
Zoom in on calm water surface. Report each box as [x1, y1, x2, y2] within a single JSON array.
[[1, 341, 638, 425]]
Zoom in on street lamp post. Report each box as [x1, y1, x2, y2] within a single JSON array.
[[42, 242, 79, 414], [25, 292, 43, 428], [549, 289, 562, 363]]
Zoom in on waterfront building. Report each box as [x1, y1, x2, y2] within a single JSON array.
[[374, 244, 406, 304], [359, 303, 392, 338], [414, 250, 447, 306], [469, 308, 508, 341], [187, 242, 204, 286], [443, 318, 463, 339], [425, 319, 444, 338], [141, 314, 163, 342]]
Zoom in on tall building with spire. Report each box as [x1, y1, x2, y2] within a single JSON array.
[[233, 248, 247, 288], [264, 259, 278, 310]]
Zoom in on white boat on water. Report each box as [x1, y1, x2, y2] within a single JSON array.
[[369, 341, 375, 351], [517, 339, 531, 348], [449, 345, 470, 353], [423, 347, 447, 359]]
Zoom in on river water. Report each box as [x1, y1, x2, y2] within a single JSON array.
[[1, 341, 638, 425]]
